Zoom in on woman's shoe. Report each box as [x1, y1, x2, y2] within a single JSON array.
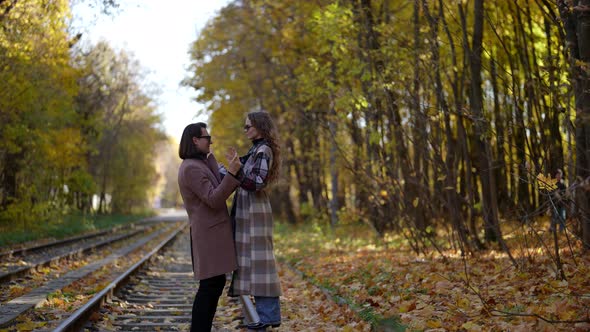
[[246, 322, 281, 329], [267, 322, 281, 328], [246, 322, 266, 330]]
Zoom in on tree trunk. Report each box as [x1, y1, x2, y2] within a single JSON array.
[[1, 151, 21, 209], [558, 0, 590, 247], [468, 0, 517, 264], [464, 1, 505, 252], [423, 0, 470, 253], [490, 57, 508, 211], [329, 121, 339, 227], [412, 0, 428, 232], [544, 17, 565, 176]]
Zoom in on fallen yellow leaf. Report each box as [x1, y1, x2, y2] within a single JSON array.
[[426, 319, 442, 328]]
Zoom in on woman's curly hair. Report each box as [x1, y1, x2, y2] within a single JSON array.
[[248, 111, 281, 184]]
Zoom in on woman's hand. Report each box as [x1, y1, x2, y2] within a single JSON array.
[[226, 147, 242, 174], [225, 147, 237, 161]]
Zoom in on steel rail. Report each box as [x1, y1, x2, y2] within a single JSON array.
[[0, 217, 157, 260], [53, 222, 187, 332], [0, 229, 112, 260], [0, 227, 148, 283]]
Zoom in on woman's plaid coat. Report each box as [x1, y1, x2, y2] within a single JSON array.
[[229, 140, 282, 297]]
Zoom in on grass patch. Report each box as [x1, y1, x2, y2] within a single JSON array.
[[275, 221, 409, 330], [0, 212, 154, 247], [274, 218, 589, 331]]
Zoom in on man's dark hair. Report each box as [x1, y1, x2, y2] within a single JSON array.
[[179, 122, 207, 159]]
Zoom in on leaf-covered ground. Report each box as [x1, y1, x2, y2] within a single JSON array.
[[213, 265, 370, 331], [3, 218, 589, 331], [88, 262, 368, 332], [0, 224, 179, 332], [274, 220, 590, 331], [38, 224, 368, 332]]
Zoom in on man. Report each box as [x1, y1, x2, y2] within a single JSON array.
[[178, 122, 241, 331]]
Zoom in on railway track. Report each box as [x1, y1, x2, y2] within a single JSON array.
[[47, 223, 251, 332], [0, 218, 186, 331], [79, 225, 197, 331], [0, 227, 146, 284], [0, 217, 167, 260], [0, 219, 163, 284], [1, 214, 371, 331]]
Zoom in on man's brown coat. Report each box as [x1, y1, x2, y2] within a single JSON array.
[[178, 154, 240, 280]]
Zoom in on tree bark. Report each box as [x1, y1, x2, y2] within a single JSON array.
[[411, 0, 428, 232], [423, 0, 470, 253], [0, 151, 21, 209], [490, 57, 508, 211], [464, 1, 512, 260], [558, 0, 590, 248]]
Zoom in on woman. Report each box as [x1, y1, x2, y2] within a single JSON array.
[[230, 111, 282, 330], [177, 122, 242, 332]]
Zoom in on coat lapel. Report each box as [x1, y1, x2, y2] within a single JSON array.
[[204, 154, 221, 184]]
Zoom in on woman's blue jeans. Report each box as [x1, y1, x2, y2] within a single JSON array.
[[254, 296, 281, 325], [551, 207, 566, 232]]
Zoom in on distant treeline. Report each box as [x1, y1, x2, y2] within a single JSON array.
[[0, 0, 166, 228]]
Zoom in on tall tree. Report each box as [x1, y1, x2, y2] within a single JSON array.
[[186, 0, 584, 255], [557, 0, 590, 248], [0, 0, 80, 225], [75, 42, 164, 214]]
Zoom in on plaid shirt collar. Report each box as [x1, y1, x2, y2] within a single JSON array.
[[240, 138, 267, 163]]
